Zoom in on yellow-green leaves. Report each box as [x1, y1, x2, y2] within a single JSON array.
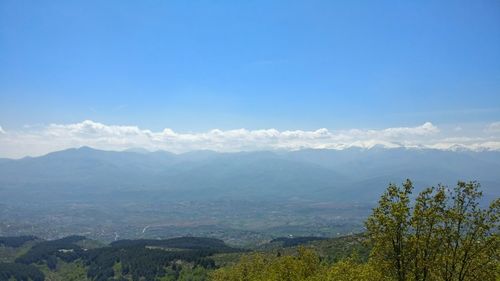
[[366, 180, 499, 281], [209, 248, 386, 281]]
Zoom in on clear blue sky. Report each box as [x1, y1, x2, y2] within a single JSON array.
[[1, 0, 499, 131]]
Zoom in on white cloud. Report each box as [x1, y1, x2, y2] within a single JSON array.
[[0, 120, 499, 158], [0, 125, 5, 134], [485, 121, 500, 134]]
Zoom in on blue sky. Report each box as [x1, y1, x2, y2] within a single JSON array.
[[1, 0, 499, 134]]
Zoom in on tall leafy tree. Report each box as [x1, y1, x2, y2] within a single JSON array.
[[409, 185, 446, 281], [365, 179, 413, 281], [366, 180, 499, 281], [436, 182, 499, 281]]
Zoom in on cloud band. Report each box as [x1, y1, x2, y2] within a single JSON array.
[[0, 120, 499, 158]]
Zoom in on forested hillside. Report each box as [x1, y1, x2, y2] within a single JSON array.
[[0, 236, 239, 281]]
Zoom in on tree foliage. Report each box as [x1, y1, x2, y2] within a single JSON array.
[[366, 180, 499, 281], [209, 247, 384, 281]]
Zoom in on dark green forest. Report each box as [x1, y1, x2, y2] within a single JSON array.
[[1, 236, 240, 281]]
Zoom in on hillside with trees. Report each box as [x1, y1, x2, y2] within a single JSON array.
[[0, 180, 498, 281]]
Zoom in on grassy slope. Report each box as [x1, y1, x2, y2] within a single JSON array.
[[0, 240, 41, 263], [39, 261, 90, 281]]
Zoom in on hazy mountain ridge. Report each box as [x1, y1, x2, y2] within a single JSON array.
[[0, 147, 499, 203]]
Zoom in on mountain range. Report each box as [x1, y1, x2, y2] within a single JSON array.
[[0, 146, 499, 203]]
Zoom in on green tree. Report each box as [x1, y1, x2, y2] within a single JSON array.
[[436, 182, 499, 281], [326, 257, 388, 281], [409, 185, 446, 281], [209, 253, 268, 281], [366, 180, 499, 281], [365, 179, 413, 281]]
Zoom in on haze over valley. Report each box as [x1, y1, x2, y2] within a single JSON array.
[[1, 146, 498, 244]]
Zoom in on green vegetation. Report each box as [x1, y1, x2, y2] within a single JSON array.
[[0, 262, 44, 281], [0, 236, 237, 281], [15, 236, 87, 270], [0, 180, 497, 281], [210, 180, 499, 281], [210, 247, 385, 281], [41, 261, 90, 281], [366, 180, 499, 281]]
